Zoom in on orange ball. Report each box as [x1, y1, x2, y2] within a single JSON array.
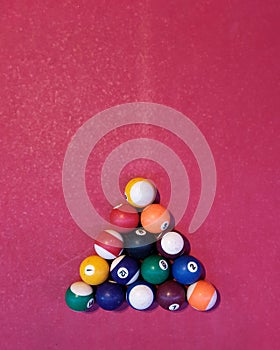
[[79, 255, 109, 285], [140, 204, 170, 234], [187, 280, 217, 311]]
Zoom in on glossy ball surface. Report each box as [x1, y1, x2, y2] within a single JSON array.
[[65, 281, 94, 312], [141, 255, 170, 285], [172, 255, 202, 285], [94, 229, 124, 260], [124, 227, 157, 259], [110, 255, 140, 285], [126, 281, 155, 311], [156, 280, 186, 311], [124, 177, 156, 208], [141, 204, 170, 234], [157, 231, 188, 259], [95, 282, 125, 310], [79, 255, 109, 285], [187, 280, 217, 311], [109, 203, 139, 232]]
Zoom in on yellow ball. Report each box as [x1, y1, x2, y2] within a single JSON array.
[[125, 177, 156, 208], [79, 255, 109, 285]]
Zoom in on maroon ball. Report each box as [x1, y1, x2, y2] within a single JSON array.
[[156, 280, 186, 311], [110, 203, 139, 233], [156, 231, 189, 259]]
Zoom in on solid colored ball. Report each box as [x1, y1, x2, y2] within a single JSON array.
[[156, 280, 186, 311], [126, 281, 155, 311], [157, 231, 188, 259], [141, 255, 170, 285], [79, 255, 109, 285], [95, 281, 125, 310], [141, 204, 170, 234], [65, 281, 95, 312], [124, 177, 156, 208], [187, 280, 217, 311], [124, 227, 157, 259], [172, 255, 202, 285], [110, 255, 140, 285], [109, 203, 139, 232], [94, 229, 124, 260]]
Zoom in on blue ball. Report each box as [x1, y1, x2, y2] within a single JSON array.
[[126, 281, 155, 311], [95, 282, 124, 310], [110, 255, 140, 285], [172, 255, 202, 285]]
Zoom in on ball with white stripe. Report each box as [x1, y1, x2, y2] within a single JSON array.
[[187, 280, 217, 311], [110, 255, 140, 285], [126, 281, 155, 311], [125, 177, 156, 208], [65, 281, 95, 312], [94, 229, 124, 260], [157, 231, 188, 259]]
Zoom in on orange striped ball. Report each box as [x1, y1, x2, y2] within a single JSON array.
[[141, 204, 170, 234], [187, 280, 217, 311]]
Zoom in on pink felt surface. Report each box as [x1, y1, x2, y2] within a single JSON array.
[[1, 1, 279, 349]]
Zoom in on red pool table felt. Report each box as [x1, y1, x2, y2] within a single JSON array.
[[1, 1, 279, 349]]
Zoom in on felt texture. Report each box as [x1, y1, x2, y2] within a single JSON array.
[[1, 1, 279, 349]]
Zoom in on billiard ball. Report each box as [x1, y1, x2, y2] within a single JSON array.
[[172, 255, 202, 285], [79, 255, 109, 285], [124, 228, 157, 259], [109, 203, 139, 232], [65, 281, 95, 312], [94, 229, 124, 260], [156, 280, 186, 311], [157, 231, 189, 259], [126, 281, 155, 311], [141, 255, 170, 285], [110, 255, 140, 285], [141, 204, 170, 234], [95, 281, 125, 310], [124, 177, 156, 208], [187, 280, 217, 311]]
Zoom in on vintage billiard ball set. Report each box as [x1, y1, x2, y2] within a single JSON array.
[[65, 178, 218, 312]]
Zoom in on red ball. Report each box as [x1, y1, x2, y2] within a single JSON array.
[[110, 203, 139, 233], [94, 229, 124, 260]]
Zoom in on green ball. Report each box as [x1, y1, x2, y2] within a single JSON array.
[[65, 281, 95, 311], [141, 255, 170, 284]]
